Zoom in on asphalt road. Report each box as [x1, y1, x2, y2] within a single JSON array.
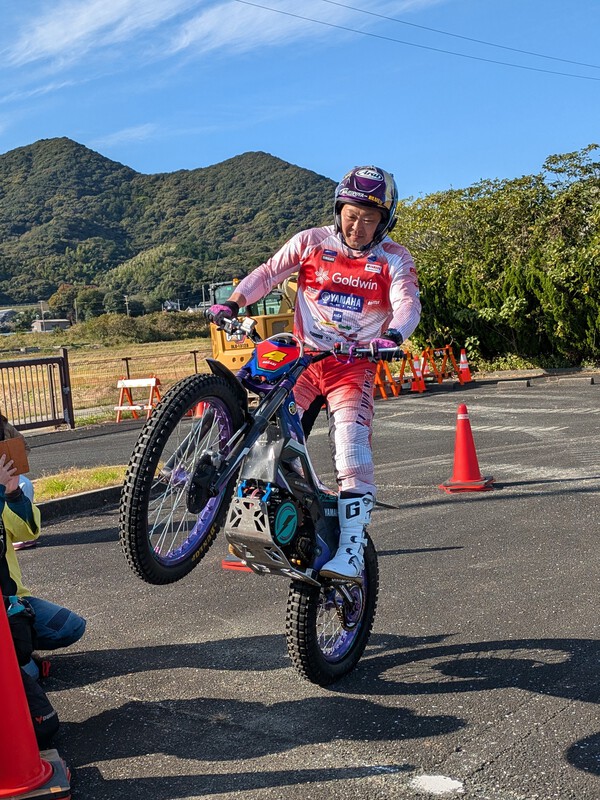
[[26, 418, 146, 479], [16, 374, 600, 799]]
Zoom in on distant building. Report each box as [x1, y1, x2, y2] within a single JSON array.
[[0, 309, 17, 324], [185, 305, 208, 313], [31, 318, 71, 333]]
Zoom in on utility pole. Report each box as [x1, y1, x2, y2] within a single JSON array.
[[124, 295, 130, 316], [39, 300, 47, 331]]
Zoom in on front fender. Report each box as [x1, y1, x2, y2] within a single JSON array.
[[206, 358, 249, 417]]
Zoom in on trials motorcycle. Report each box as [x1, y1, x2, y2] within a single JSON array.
[[119, 316, 398, 685]]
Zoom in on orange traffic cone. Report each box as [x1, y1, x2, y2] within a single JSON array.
[[0, 603, 70, 799], [458, 349, 473, 382], [439, 404, 494, 493], [411, 358, 426, 393]]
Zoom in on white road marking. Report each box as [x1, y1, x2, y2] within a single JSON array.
[[409, 774, 465, 794]]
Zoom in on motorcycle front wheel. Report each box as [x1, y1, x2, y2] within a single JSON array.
[[285, 535, 379, 686], [119, 373, 244, 585]]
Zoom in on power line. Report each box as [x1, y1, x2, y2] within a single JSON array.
[[233, 0, 600, 82], [317, 0, 600, 72]]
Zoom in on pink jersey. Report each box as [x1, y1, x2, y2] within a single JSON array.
[[235, 226, 421, 351]]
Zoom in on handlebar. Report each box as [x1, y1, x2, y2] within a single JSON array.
[[210, 314, 404, 361]]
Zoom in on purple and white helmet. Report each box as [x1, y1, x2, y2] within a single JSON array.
[[334, 166, 398, 249]]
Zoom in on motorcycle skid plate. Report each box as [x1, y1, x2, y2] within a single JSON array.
[[224, 496, 320, 586]]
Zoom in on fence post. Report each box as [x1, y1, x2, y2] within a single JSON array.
[[47, 362, 58, 423], [190, 350, 199, 373], [59, 347, 75, 429], [122, 357, 132, 379]]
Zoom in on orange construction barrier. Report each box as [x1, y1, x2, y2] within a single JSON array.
[[420, 347, 443, 384], [437, 345, 461, 383], [114, 376, 161, 422], [373, 360, 401, 399], [439, 403, 494, 493], [0, 602, 71, 799]]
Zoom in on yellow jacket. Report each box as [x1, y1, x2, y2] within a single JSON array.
[[2, 500, 41, 597]]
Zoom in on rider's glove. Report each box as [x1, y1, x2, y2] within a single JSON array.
[[206, 301, 240, 327], [369, 329, 403, 361]]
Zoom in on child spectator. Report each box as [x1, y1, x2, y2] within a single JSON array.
[[0, 411, 35, 549], [0, 450, 86, 681]]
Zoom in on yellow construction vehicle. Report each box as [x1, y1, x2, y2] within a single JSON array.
[[209, 277, 297, 369]]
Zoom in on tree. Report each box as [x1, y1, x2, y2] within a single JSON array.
[[102, 290, 126, 315], [48, 284, 79, 320], [75, 287, 106, 321]]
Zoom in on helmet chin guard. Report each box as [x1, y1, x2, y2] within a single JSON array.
[[334, 166, 398, 251]]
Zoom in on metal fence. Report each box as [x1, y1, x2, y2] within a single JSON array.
[[0, 348, 75, 430], [1, 347, 210, 429], [67, 349, 207, 424]]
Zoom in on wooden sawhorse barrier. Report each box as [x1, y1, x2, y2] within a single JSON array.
[[115, 376, 162, 422]]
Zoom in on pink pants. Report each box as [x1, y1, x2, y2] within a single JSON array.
[[293, 357, 376, 495]]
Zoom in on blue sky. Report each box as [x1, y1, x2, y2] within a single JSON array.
[[0, 0, 598, 199]]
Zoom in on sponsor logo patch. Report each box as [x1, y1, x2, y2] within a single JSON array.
[[315, 266, 329, 283], [318, 290, 364, 313], [356, 168, 383, 181], [332, 272, 378, 290]]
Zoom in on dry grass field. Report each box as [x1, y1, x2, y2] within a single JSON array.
[[1, 336, 214, 426]]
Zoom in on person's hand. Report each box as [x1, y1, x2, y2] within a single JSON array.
[[369, 337, 401, 361], [206, 301, 240, 327], [0, 454, 19, 493]]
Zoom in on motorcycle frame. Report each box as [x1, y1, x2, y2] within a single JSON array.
[[203, 350, 340, 586]]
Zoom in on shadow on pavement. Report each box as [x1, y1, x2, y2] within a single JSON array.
[[46, 632, 600, 788], [332, 634, 600, 704], [566, 732, 600, 776], [72, 763, 414, 799]]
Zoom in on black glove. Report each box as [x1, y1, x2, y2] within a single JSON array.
[[381, 328, 403, 345]]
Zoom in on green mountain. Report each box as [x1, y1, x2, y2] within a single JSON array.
[[0, 137, 334, 304]]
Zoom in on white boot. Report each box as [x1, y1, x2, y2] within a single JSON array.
[[319, 493, 374, 581]]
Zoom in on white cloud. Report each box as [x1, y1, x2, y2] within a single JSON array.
[[90, 123, 159, 148], [7, 0, 200, 67], [6, 0, 446, 69], [169, 0, 446, 55], [0, 81, 77, 106]]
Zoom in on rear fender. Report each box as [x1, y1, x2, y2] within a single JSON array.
[[206, 358, 249, 417]]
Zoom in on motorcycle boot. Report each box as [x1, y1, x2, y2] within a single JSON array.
[[319, 493, 374, 582]]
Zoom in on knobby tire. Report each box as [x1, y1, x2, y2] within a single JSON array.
[[285, 535, 379, 686], [119, 373, 244, 585]]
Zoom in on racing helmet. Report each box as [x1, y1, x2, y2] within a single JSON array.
[[334, 166, 399, 249]]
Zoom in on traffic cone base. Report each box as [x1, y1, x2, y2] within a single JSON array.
[[440, 403, 494, 494], [439, 476, 495, 494], [2, 750, 71, 799]]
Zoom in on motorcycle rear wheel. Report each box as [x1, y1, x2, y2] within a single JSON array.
[[285, 535, 378, 686], [119, 373, 244, 584]]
